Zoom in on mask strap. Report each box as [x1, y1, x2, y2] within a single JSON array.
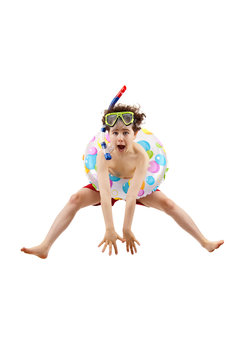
[[101, 85, 127, 160]]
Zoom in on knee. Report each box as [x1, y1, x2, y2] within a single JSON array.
[[69, 193, 82, 209], [161, 198, 175, 214]]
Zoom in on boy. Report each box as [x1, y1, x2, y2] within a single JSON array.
[[21, 104, 224, 258]]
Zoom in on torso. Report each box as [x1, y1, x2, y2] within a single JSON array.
[[106, 142, 148, 179]]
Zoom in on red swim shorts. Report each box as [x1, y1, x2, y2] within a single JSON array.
[[82, 183, 160, 207]]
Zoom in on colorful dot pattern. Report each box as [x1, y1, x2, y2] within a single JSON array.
[[84, 129, 168, 200]]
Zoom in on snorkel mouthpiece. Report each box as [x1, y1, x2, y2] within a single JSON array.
[[101, 85, 127, 160]]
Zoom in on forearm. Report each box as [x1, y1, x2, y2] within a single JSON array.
[[100, 192, 115, 230], [123, 197, 136, 232]]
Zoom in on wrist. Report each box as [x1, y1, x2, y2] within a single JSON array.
[[123, 227, 131, 234], [106, 226, 115, 232]]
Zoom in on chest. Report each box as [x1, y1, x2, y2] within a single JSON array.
[[108, 156, 137, 179]]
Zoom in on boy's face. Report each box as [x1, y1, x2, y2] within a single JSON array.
[[108, 119, 137, 153]]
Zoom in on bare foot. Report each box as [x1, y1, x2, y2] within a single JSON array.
[[21, 245, 49, 259], [202, 240, 224, 252]]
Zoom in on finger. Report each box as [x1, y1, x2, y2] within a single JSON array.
[[135, 239, 140, 246], [98, 240, 105, 247], [133, 242, 137, 253], [102, 242, 108, 253], [109, 242, 112, 256], [130, 243, 134, 255], [113, 242, 118, 255], [126, 241, 129, 252]]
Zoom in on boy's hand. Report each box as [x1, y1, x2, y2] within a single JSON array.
[[122, 229, 140, 255], [98, 229, 124, 256]]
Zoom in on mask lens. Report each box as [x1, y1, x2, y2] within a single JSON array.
[[106, 114, 118, 126], [122, 113, 133, 124]]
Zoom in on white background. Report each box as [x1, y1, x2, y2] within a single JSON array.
[[1, 0, 239, 359]]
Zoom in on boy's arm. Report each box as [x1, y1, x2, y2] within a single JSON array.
[[96, 151, 115, 231], [123, 153, 149, 232], [97, 152, 125, 256]]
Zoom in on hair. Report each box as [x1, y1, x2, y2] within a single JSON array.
[[101, 103, 146, 133]]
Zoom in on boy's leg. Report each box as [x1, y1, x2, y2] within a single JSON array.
[[138, 191, 224, 252], [21, 188, 101, 258]]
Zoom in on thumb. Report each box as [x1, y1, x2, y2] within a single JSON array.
[[117, 234, 126, 243]]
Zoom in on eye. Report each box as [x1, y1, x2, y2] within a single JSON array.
[[123, 132, 129, 135], [113, 131, 118, 135]]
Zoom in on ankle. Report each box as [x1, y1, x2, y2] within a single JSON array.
[[39, 241, 51, 252], [200, 238, 209, 247]]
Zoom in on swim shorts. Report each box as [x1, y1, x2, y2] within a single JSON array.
[[82, 183, 160, 207]]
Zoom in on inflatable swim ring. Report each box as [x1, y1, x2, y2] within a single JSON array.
[[83, 128, 168, 200]]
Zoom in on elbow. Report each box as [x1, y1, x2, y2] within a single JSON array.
[[100, 189, 111, 201], [126, 194, 137, 202]]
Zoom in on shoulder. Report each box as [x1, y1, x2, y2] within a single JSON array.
[[135, 144, 149, 169], [96, 150, 108, 171], [133, 143, 149, 164], [97, 149, 104, 161]]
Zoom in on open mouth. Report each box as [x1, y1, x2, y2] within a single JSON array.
[[117, 145, 126, 151]]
